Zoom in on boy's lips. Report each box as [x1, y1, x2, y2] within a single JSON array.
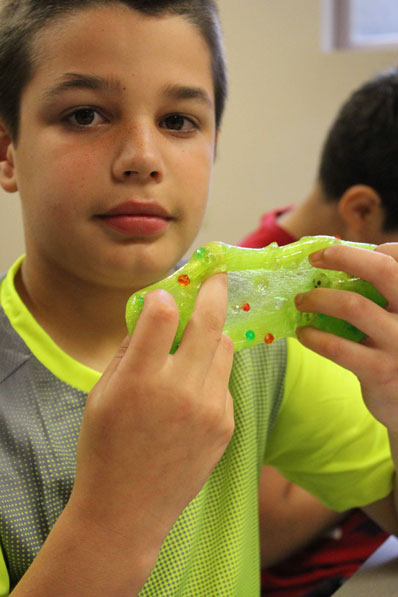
[[98, 201, 173, 236]]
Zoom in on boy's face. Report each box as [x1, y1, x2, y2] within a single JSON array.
[[5, 4, 217, 290]]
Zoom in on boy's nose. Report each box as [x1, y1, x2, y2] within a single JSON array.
[[112, 125, 163, 184]]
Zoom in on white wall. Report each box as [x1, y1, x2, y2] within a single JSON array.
[[1, 0, 398, 272]]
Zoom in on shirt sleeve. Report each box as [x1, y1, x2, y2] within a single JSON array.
[[264, 338, 395, 512]]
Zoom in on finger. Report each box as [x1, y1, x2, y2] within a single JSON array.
[[202, 333, 235, 436], [204, 333, 235, 400], [176, 273, 228, 376], [124, 289, 179, 370], [310, 244, 398, 311], [295, 287, 398, 348], [91, 335, 131, 394], [297, 326, 395, 388], [376, 242, 398, 261]]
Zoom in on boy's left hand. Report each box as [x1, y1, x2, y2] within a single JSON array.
[[295, 242, 398, 436]]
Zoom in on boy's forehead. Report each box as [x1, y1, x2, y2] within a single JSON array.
[[28, 4, 213, 103], [34, 4, 211, 71]]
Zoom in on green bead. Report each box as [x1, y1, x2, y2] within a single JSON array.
[[245, 330, 255, 341], [195, 247, 206, 259]]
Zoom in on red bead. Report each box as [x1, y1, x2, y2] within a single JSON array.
[[264, 333, 275, 345], [242, 303, 251, 312], [178, 274, 191, 287]]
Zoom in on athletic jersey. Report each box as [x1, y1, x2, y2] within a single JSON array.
[[0, 257, 393, 595]]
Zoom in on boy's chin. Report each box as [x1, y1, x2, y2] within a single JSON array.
[[92, 259, 175, 292]]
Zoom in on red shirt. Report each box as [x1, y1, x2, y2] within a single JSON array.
[[239, 206, 296, 248], [239, 207, 389, 596], [260, 511, 387, 596]]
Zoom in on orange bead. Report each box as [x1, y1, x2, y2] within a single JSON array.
[[178, 274, 191, 287], [264, 333, 274, 345]]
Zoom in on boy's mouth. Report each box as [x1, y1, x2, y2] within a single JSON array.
[[98, 201, 173, 236]]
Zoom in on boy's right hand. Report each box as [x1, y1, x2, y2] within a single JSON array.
[[70, 273, 234, 553]]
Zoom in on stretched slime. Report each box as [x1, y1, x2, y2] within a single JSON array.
[[125, 236, 387, 353]]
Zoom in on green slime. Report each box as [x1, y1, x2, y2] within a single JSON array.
[[125, 236, 387, 353]]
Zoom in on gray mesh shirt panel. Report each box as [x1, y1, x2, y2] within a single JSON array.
[[0, 304, 86, 588]]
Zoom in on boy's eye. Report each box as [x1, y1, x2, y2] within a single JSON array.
[[160, 114, 197, 132], [64, 108, 106, 127]]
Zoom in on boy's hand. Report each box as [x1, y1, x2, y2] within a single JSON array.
[[295, 243, 398, 435], [70, 273, 234, 550]]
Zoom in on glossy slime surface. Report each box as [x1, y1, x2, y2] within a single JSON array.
[[125, 237, 387, 353]]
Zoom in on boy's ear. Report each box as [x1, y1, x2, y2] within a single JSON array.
[[0, 121, 17, 193], [338, 185, 382, 232]]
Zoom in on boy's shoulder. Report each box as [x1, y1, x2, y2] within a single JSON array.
[[0, 301, 32, 385]]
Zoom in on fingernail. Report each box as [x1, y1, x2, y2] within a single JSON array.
[[295, 293, 304, 307], [309, 249, 325, 265]]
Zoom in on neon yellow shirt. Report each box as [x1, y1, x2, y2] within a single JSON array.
[[0, 258, 393, 595]]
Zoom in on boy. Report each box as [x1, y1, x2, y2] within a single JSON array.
[[0, 1, 397, 595], [241, 67, 398, 249]]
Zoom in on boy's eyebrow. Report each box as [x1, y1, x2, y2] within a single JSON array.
[[162, 84, 214, 108], [41, 74, 213, 109], [41, 73, 123, 101]]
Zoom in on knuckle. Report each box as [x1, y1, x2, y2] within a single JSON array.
[[221, 333, 234, 356], [204, 399, 234, 437], [344, 291, 365, 315], [114, 339, 129, 361], [188, 309, 224, 339], [372, 355, 397, 384], [319, 334, 341, 360], [172, 387, 197, 420], [176, 400, 195, 422], [146, 295, 178, 326], [199, 401, 222, 429], [205, 311, 225, 335], [379, 254, 398, 284]]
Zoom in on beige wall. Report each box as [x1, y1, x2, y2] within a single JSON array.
[[1, 0, 398, 272]]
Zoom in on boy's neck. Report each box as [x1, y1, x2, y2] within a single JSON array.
[[15, 258, 136, 373], [278, 187, 343, 240]]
